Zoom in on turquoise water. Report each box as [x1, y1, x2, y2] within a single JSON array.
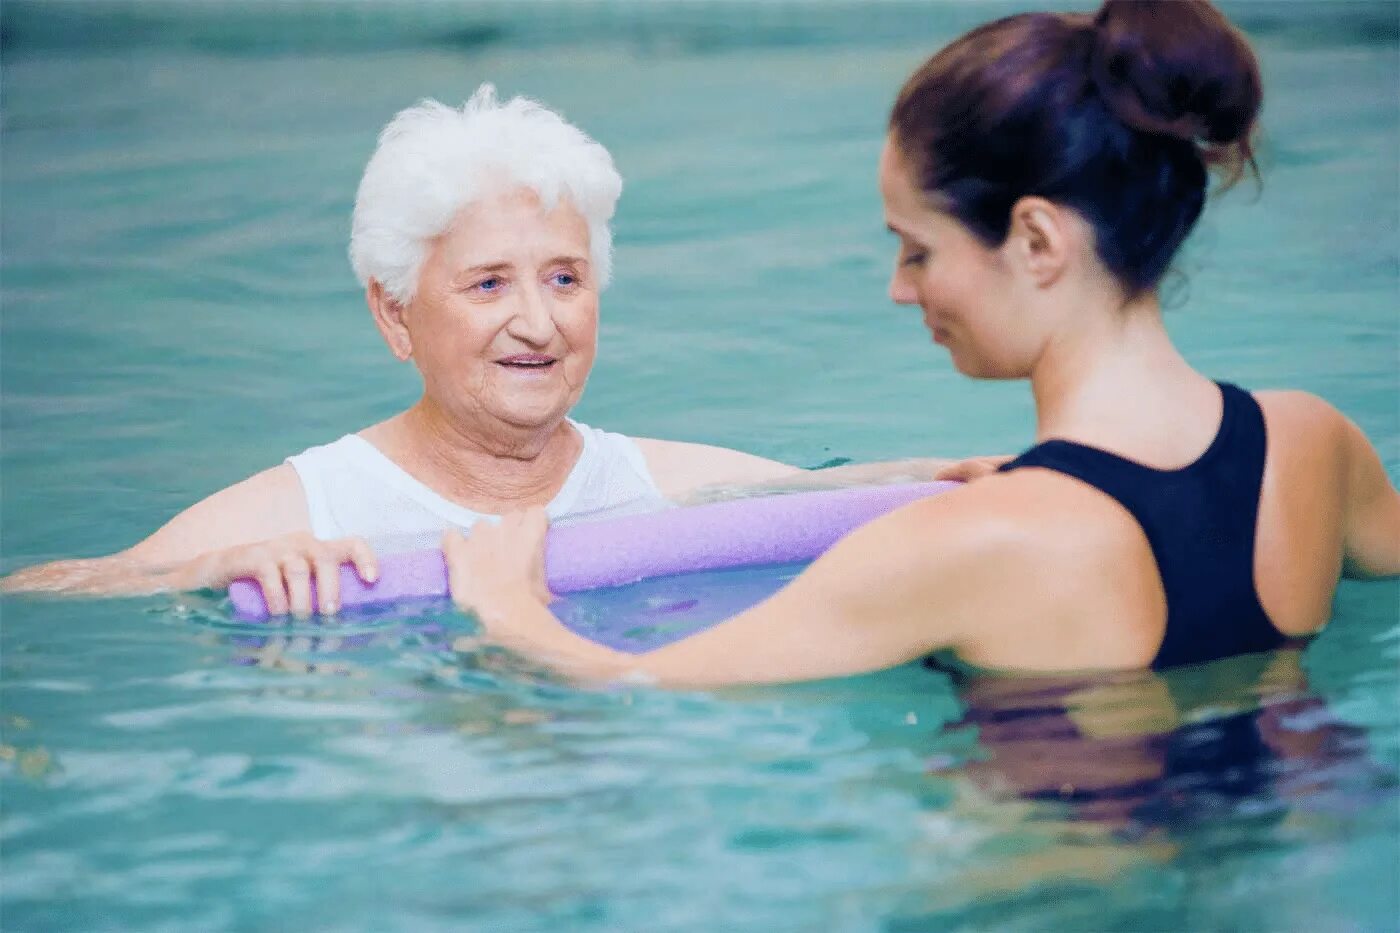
[[3, 1, 1398, 930]]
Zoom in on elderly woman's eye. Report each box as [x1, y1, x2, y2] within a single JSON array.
[[551, 271, 579, 287], [475, 277, 503, 292]]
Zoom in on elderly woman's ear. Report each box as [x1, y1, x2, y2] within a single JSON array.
[[367, 279, 414, 362]]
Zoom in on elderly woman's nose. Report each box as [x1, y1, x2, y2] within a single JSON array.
[[506, 284, 558, 343]]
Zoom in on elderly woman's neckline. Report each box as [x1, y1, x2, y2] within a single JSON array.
[[356, 414, 585, 514]]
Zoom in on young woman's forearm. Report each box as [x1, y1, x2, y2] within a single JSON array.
[[459, 588, 639, 682]]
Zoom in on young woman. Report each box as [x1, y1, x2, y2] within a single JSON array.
[[442, 0, 1400, 685]]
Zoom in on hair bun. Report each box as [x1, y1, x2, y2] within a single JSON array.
[[1090, 0, 1261, 172]]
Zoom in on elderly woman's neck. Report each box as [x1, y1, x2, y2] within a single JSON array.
[[367, 402, 582, 513]]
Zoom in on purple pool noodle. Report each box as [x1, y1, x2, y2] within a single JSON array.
[[228, 481, 959, 620]]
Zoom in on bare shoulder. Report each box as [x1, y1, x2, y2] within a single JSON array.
[[127, 463, 311, 563], [828, 470, 1143, 604], [631, 437, 800, 499], [885, 469, 1142, 559], [1254, 388, 1387, 461], [1254, 389, 1351, 439], [800, 470, 1153, 665], [1253, 389, 1369, 492]]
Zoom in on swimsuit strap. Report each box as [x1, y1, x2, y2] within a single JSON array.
[[999, 382, 1286, 668]]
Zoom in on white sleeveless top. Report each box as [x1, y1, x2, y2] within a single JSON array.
[[287, 421, 667, 553]]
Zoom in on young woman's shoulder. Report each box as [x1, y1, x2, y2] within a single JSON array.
[[882, 472, 1151, 595], [1254, 389, 1398, 579], [904, 469, 1153, 564], [1253, 389, 1365, 486], [856, 471, 1163, 667], [1254, 389, 1351, 432]]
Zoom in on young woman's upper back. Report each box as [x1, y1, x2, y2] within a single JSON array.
[[938, 388, 1397, 672], [873, 0, 1398, 672]]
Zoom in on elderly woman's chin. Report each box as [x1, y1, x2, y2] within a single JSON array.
[[480, 380, 583, 431]]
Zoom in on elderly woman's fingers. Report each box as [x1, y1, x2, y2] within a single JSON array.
[[309, 537, 364, 615], [282, 556, 314, 618], [255, 561, 289, 617], [312, 551, 341, 616], [345, 537, 379, 585]]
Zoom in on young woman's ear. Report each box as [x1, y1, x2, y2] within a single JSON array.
[[367, 279, 413, 362], [1006, 196, 1073, 288]]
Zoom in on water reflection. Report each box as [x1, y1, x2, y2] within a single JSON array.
[[200, 600, 1397, 838], [927, 649, 1392, 838]]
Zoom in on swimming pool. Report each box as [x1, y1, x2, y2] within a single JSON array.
[[2, 1, 1397, 929]]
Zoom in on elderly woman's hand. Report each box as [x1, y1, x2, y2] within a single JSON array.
[[442, 509, 553, 624], [176, 532, 378, 618]]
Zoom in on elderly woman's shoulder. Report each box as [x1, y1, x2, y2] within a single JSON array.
[[124, 464, 311, 567]]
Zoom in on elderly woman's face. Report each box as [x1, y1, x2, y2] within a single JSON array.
[[406, 187, 598, 434]]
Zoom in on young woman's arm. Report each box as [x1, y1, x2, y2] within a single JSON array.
[[1340, 415, 1400, 579], [442, 489, 1017, 688]]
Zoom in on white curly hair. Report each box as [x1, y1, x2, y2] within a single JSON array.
[[349, 84, 623, 303]]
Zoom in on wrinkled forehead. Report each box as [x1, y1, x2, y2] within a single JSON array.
[[431, 185, 592, 266]]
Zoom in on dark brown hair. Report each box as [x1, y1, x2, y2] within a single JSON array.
[[890, 0, 1261, 295]]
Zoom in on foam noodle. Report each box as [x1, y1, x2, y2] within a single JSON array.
[[228, 481, 959, 620]]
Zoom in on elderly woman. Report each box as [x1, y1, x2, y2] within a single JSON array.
[[2, 86, 971, 613]]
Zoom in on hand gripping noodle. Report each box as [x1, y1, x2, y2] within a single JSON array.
[[228, 481, 959, 620]]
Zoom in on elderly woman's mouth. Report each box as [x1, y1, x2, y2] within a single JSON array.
[[496, 353, 558, 373]]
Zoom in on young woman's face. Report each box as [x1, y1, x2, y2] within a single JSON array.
[[879, 138, 1041, 379]]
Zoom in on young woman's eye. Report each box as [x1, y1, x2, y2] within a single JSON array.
[[901, 250, 928, 268]]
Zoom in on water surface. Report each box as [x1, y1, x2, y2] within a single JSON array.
[[2, 2, 1397, 930]]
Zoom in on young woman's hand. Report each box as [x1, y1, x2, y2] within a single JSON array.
[[175, 532, 378, 617], [934, 455, 1013, 482], [441, 509, 553, 622]]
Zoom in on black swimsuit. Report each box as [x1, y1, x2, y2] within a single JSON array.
[[997, 382, 1290, 669]]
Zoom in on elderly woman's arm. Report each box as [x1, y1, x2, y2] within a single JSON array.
[[634, 438, 1006, 503], [0, 465, 377, 612], [633, 439, 803, 497]]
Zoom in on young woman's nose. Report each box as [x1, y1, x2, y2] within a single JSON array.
[[888, 267, 919, 306]]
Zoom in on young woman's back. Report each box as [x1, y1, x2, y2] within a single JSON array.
[[948, 386, 1395, 672]]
